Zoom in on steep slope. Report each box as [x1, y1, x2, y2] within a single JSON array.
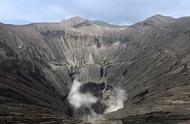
[[0, 15, 190, 124]]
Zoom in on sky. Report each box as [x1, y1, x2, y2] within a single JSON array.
[[0, 0, 190, 25]]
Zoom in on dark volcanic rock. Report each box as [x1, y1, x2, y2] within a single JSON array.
[[0, 15, 190, 123], [79, 82, 105, 97]]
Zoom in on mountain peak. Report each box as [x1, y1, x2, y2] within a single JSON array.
[[146, 14, 174, 24], [61, 16, 90, 27], [68, 16, 87, 21]]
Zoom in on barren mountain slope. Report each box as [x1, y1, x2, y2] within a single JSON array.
[[0, 15, 190, 124]]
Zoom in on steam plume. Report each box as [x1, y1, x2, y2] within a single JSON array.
[[104, 88, 127, 113], [67, 80, 97, 109], [67, 80, 127, 123]]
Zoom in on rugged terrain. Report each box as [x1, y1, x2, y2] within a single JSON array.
[[0, 15, 190, 124]]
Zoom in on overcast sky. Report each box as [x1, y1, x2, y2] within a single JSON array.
[[0, 0, 190, 25]]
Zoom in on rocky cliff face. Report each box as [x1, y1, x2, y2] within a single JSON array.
[[0, 15, 190, 124]]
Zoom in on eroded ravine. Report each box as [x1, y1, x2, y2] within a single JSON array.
[[60, 36, 128, 123], [0, 15, 190, 124]]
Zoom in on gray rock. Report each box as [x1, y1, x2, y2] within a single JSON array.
[[0, 15, 190, 123]]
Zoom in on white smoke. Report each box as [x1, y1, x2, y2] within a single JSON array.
[[67, 80, 127, 123], [104, 88, 127, 113], [83, 109, 104, 123], [67, 80, 97, 109]]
